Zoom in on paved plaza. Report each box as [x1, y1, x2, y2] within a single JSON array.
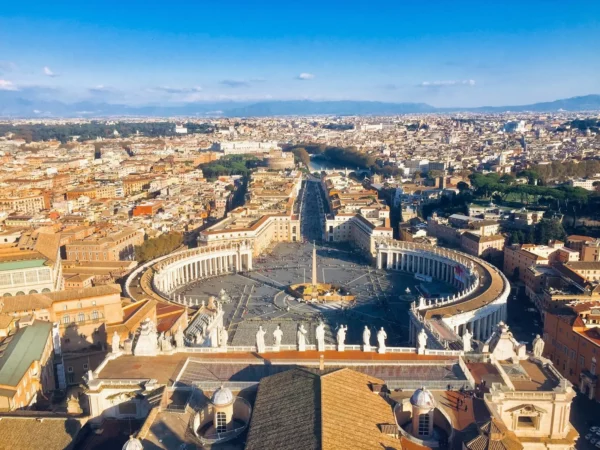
[[176, 180, 457, 346]]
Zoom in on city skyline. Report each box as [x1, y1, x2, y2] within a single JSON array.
[[1, 0, 600, 108]]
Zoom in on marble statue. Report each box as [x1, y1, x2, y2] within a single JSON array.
[[175, 326, 184, 349], [111, 331, 120, 354], [337, 325, 347, 352], [377, 327, 387, 354], [463, 328, 473, 353], [297, 324, 308, 351], [209, 327, 218, 348], [219, 327, 229, 349], [417, 328, 428, 355], [532, 334, 545, 358], [133, 319, 159, 356], [363, 326, 372, 352], [159, 333, 173, 352], [195, 331, 202, 345], [273, 325, 283, 350], [256, 326, 266, 353], [207, 296, 216, 310], [315, 321, 326, 352]]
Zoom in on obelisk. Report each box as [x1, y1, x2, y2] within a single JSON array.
[[312, 241, 318, 286]]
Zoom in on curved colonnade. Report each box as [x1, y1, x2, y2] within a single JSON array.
[[128, 238, 509, 352], [150, 242, 253, 302], [375, 240, 510, 349]]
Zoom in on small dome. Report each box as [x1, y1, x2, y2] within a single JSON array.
[[212, 386, 234, 406], [410, 387, 435, 408], [122, 435, 143, 450]]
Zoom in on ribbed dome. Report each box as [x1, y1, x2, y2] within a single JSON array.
[[410, 387, 435, 408], [212, 386, 234, 406], [122, 435, 143, 450]]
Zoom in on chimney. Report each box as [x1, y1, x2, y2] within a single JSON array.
[[319, 354, 324, 371]]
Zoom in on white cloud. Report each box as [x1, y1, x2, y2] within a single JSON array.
[[150, 86, 203, 94], [419, 79, 475, 87], [0, 79, 18, 91], [43, 66, 58, 77], [296, 73, 315, 80]]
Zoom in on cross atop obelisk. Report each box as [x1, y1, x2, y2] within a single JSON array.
[[312, 241, 318, 286]]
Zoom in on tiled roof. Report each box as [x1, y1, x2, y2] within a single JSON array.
[[245, 367, 400, 450], [0, 416, 84, 450]]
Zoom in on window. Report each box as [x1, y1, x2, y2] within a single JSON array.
[[67, 366, 73, 373], [77, 313, 85, 323], [592, 358, 597, 376], [62, 315, 70, 324], [91, 310, 99, 321], [216, 412, 227, 433], [580, 356, 585, 367], [83, 364, 88, 370], [518, 416, 536, 429], [418, 413, 430, 436]]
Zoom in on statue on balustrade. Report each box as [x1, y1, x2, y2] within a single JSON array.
[[337, 325, 347, 352], [363, 326, 371, 352], [417, 328, 428, 355], [256, 326, 266, 353], [273, 325, 283, 350], [377, 327, 387, 354], [315, 321, 326, 351], [297, 324, 308, 351], [532, 334, 545, 358]]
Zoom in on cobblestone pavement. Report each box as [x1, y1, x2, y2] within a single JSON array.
[[177, 178, 458, 346]]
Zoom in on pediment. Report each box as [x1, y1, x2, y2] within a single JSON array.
[[506, 404, 547, 415]]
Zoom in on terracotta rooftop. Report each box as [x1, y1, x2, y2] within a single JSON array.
[[245, 368, 400, 450]]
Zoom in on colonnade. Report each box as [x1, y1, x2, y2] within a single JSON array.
[[377, 248, 468, 290], [376, 240, 510, 349], [152, 243, 253, 297]]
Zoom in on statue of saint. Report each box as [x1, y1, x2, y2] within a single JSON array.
[[175, 326, 185, 349], [315, 321, 326, 351], [111, 331, 120, 354], [273, 325, 283, 350], [219, 327, 229, 349], [297, 324, 308, 351], [463, 328, 473, 353], [256, 326, 266, 353], [363, 326, 371, 351], [532, 334, 545, 358], [337, 325, 347, 352], [377, 327, 387, 354], [417, 328, 428, 354]]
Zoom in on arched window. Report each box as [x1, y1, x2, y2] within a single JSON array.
[[29, 289, 38, 294], [216, 412, 227, 433], [42, 288, 51, 293], [16, 291, 25, 296], [3, 293, 11, 297], [418, 413, 430, 436]]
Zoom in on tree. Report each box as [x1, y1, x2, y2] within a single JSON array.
[[457, 181, 470, 192]]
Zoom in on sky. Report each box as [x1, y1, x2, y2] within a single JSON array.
[[1, 0, 599, 107]]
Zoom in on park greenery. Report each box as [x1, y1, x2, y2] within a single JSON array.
[[1, 121, 214, 143], [285, 143, 377, 170], [134, 232, 183, 263], [199, 154, 259, 179], [506, 219, 566, 246]]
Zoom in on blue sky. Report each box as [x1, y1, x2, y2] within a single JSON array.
[[1, 0, 599, 107]]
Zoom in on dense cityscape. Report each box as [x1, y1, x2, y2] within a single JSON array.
[[3, 0, 600, 449], [0, 112, 599, 449]]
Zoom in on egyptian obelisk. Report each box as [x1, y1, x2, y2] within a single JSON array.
[[312, 241, 318, 286]]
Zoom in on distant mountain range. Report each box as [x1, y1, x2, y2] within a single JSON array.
[[1, 92, 599, 118]]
